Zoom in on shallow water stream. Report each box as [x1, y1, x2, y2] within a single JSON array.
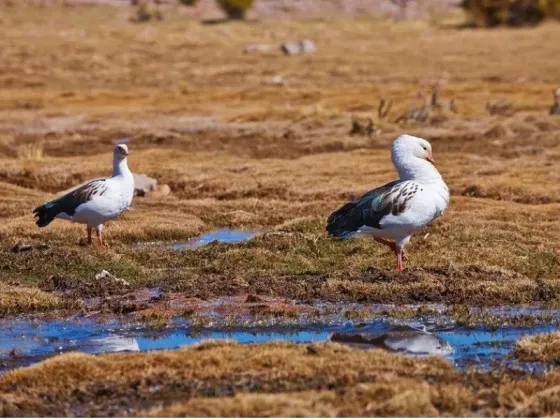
[[1, 308, 557, 373]]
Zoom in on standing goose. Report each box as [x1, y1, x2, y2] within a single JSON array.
[[326, 134, 449, 271], [33, 144, 135, 247]]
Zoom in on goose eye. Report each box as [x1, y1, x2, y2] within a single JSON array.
[[422, 146, 427, 151]]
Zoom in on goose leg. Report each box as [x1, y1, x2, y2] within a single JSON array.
[[396, 249, 404, 271], [95, 225, 104, 248], [394, 236, 411, 272], [373, 237, 408, 261], [87, 226, 93, 245]]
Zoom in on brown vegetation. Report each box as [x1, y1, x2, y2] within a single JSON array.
[[0, 341, 559, 416], [514, 331, 560, 365], [0, 5, 559, 314], [0, 285, 63, 316]]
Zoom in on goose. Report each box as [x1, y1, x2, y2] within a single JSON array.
[[33, 144, 134, 247], [326, 134, 449, 271]]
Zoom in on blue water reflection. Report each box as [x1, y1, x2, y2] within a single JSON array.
[[171, 229, 260, 250], [0, 314, 557, 373]]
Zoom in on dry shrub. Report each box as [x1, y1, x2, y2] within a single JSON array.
[[462, 0, 560, 27], [0, 285, 62, 316], [16, 141, 44, 161], [514, 332, 560, 365], [217, 0, 255, 19]]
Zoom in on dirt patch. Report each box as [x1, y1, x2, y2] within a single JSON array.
[[38, 273, 133, 299], [161, 265, 560, 306]]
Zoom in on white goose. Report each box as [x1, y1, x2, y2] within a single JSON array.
[[327, 134, 449, 271], [33, 144, 135, 247]]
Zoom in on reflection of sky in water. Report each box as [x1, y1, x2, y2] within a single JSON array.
[[138, 331, 330, 350], [439, 325, 557, 368], [0, 314, 558, 373], [171, 229, 259, 250]]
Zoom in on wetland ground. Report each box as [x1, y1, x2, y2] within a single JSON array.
[[0, 2, 560, 416]]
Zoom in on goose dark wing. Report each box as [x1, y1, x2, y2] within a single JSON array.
[[326, 180, 419, 239], [33, 179, 108, 227]]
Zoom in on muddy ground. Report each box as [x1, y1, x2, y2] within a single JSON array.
[[0, 2, 559, 416]]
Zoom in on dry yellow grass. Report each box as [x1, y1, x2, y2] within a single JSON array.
[[0, 285, 62, 316], [514, 331, 560, 365], [0, 340, 558, 416], [0, 5, 558, 309]]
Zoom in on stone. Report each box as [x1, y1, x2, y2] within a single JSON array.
[[94, 270, 130, 287], [12, 243, 32, 253], [263, 75, 286, 86], [282, 39, 316, 56], [153, 184, 171, 197], [300, 39, 316, 53], [330, 330, 453, 356], [281, 42, 300, 56], [133, 173, 157, 197]]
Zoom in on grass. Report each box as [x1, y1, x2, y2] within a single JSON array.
[[0, 285, 63, 316], [15, 141, 44, 161], [0, 340, 559, 416], [514, 331, 560, 365], [0, 5, 558, 314]]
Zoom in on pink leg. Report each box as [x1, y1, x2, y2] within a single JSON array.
[[395, 249, 404, 271], [95, 227, 103, 248], [373, 237, 408, 262], [87, 227, 93, 245]]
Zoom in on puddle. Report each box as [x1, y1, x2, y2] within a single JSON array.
[[172, 229, 260, 250], [0, 309, 557, 373], [137, 229, 261, 251]]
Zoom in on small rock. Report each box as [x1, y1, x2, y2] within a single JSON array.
[[281, 40, 316, 56], [331, 331, 453, 356], [281, 42, 300, 56], [263, 75, 286, 86], [12, 243, 32, 253], [300, 39, 316, 53], [153, 184, 171, 197], [133, 173, 157, 197], [95, 270, 130, 287]]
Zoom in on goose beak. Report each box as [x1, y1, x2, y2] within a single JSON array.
[[426, 152, 435, 164]]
